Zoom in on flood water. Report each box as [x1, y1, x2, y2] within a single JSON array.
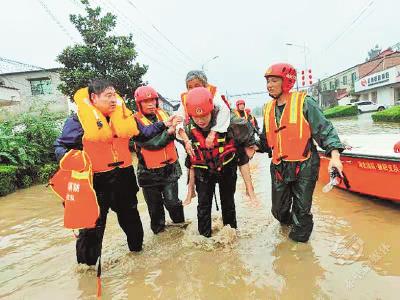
[[1, 113, 399, 299]]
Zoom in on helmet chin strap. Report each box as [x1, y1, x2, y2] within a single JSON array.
[[269, 92, 282, 99]]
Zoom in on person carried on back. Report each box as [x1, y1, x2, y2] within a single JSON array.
[[178, 70, 259, 207], [183, 87, 257, 237]]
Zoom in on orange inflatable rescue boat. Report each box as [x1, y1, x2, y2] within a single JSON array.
[[318, 134, 400, 202]]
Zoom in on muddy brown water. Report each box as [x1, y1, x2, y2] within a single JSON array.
[[1, 113, 399, 299]]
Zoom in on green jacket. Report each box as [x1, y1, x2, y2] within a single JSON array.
[[134, 114, 182, 187], [259, 96, 344, 181]]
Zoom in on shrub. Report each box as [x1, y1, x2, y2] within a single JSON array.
[[323, 105, 358, 118], [372, 106, 400, 122], [0, 103, 64, 167], [0, 103, 64, 195], [0, 165, 18, 196], [37, 163, 59, 184], [21, 175, 33, 188], [0, 163, 59, 196]]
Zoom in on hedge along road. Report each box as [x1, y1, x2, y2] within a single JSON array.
[[0, 114, 399, 299]]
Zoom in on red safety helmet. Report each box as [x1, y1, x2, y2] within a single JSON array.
[[134, 85, 159, 112], [236, 99, 246, 109], [264, 63, 297, 93], [186, 87, 214, 117]]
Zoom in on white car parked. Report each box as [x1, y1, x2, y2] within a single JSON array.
[[348, 101, 387, 113]]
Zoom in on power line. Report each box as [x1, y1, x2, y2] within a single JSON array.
[[124, 0, 196, 64], [359, 57, 384, 79], [227, 91, 268, 98], [96, 0, 189, 75], [36, 0, 77, 43], [99, 0, 164, 51], [100, 0, 190, 68], [0, 57, 45, 72], [323, 0, 375, 53], [38, 0, 186, 79]]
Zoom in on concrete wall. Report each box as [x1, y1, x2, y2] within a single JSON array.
[[0, 69, 68, 114], [0, 86, 21, 106]]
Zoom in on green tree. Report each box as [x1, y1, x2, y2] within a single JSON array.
[[57, 0, 147, 102], [365, 44, 381, 62]]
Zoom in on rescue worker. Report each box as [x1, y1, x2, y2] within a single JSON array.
[[234, 99, 249, 120], [133, 85, 185, 234], [184, 87, 256, 237], [234, 100, 261, 134], [54, 79, 172, 265], [259, 63, 344, 243], [176, 70, 231, 204], [245, 108, 261, 135], [178, 70, 258, 206]]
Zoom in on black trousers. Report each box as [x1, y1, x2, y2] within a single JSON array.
[[194, 163, 238, 237], [142, 181, 184, 234], [270, 153, 320, 243], [76, 166, 144, 265]]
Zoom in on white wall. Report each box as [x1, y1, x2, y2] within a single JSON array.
[[377, 86, 394, 106], [0, 86, 21, 104]]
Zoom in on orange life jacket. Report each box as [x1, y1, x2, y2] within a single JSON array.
[[49, 149, 99, 229], [264, 91, 311, 165], [189, 125, 236, 172], [135, 108, 178, 169], [74, 88, 139, 173], [234, 109, 248, 120], [181, 84, 218, 121]]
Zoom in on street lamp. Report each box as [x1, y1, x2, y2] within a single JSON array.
[[285, 42, 310, 71], [201, 55, 219, 71], [286, 42, 312, 90]]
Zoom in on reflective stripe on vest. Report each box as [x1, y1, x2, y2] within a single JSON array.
[[135, 109, 178, 169], [189, 126, 236, 171], [264, 92, 311, 165]]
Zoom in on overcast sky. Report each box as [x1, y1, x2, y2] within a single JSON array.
[[1, 0, 398, 107]]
